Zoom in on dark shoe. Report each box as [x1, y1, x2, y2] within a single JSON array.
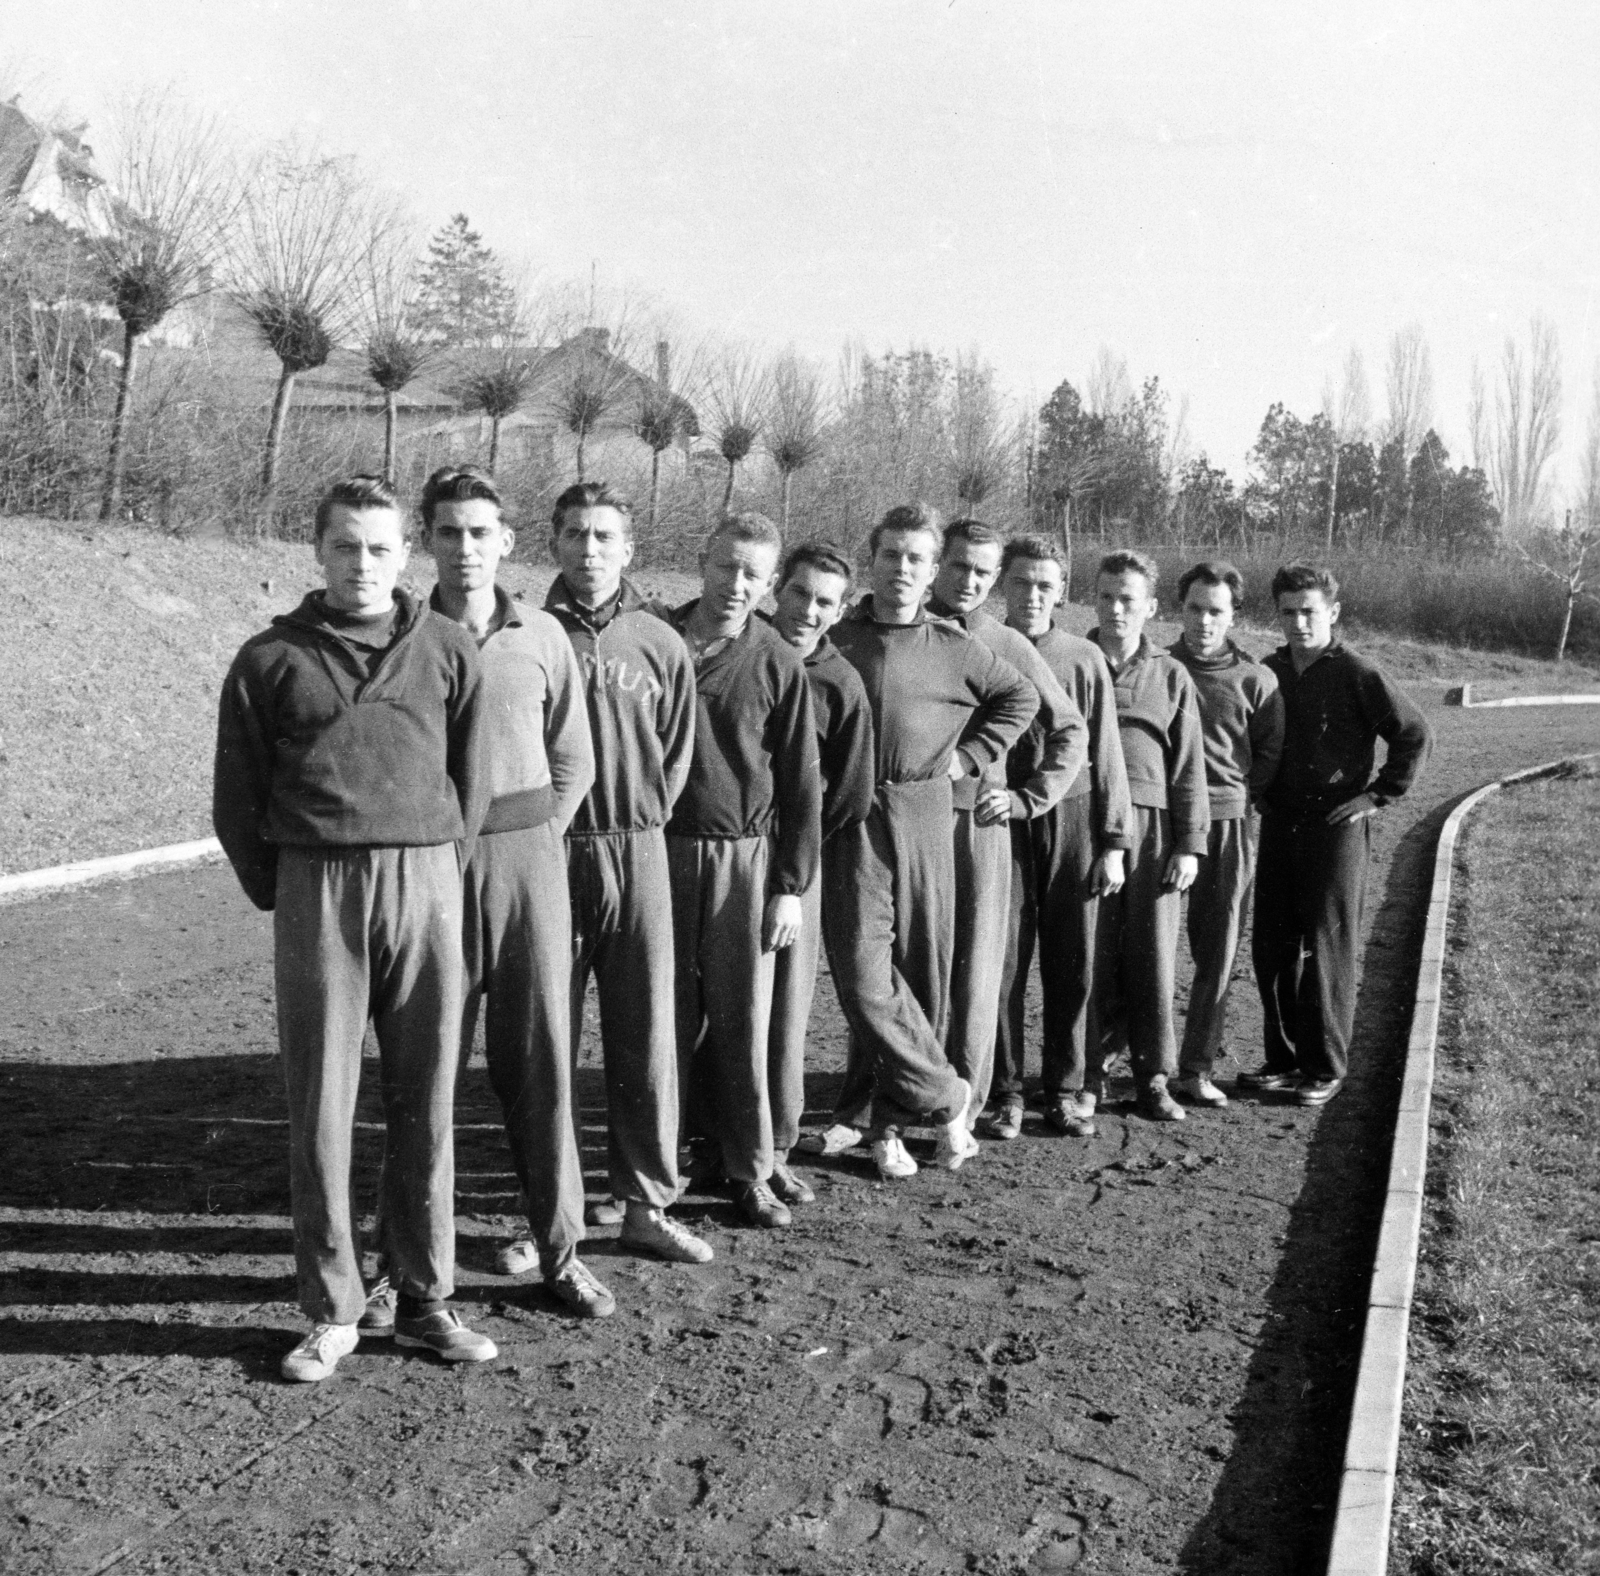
[[735, 1180, 792, 1229], [394, 1308, 497, 1363], [357, 1275, 396, 1337], [1237, 1065, 1298, 1093], [769, 1159, 816, 1206], [981, 1102, 1024, 1141], [681, 1142, 726, 1190], [545, 1257, 616, 1319], [1295, 1076, 1344, 1107], [1044, 1093, 1097, 1138]]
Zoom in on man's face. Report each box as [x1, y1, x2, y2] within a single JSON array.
[[773, 563, 850, 655], [1182, 578, 1235, 658], [315, 505, 409, 617], [1277, 588, 1340, 653], [1003, 556, 1063, 637], [933, 538, 1003, 615], [552, 506, 633, 606], [1095, 569, 1157, 643], [870, 527, 939, 614], [699, 533, 780, 628], [427, 498, 513, 598]]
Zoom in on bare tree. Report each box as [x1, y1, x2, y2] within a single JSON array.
[[1489, 313, 1563, 536], [767, 350, 826, 532], [1320, 345, 1371, 550], [545, 315, 637, 483], [1382, 324, 1434, 458], [1085, 346, 1132, 417], [229, 145, 364, 515], [633, 333, 702, 535], [949, 350, 1009, 514], [355, 204, 428, 484], [91, 93, 236, 521], [708, 350, 767, 511], [1466, 359, 1489, 471]]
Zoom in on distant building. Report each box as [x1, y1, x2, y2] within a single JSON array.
[[0, 97, 116, 237]]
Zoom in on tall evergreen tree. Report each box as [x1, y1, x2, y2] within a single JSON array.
[[413, 214, 516, 347]]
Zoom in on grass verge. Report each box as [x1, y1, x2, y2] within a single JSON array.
[[1391, 763, 1600, 1575]]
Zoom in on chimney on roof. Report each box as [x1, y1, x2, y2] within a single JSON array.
[[657, 338, 671, 388]]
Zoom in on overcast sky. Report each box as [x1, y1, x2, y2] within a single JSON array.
[[6, 0, 1597, 488]]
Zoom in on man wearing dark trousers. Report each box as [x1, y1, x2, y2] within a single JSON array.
[[988, 536, 1134, 1141], [807, 502, 1038, 1180], [665, 513, 822, 1229], [1169, 561, 1283, 1109], [544, 482, 713, 1264], [1245, 563, 1431, 1106], [926, 520, 1087, 1152], [766, 543, 875, 1207]]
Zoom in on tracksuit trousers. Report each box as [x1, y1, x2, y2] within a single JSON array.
[[274, 843, 462, 1327], [1087, 805, 1181, 1092], [1252, 809, 1370, 1082], [668, 834, 778, 1185], [566, 829, 681, 1209], [824, 779, 968, 1133], [768, 874, 823, 1156], [461, 823, 586, 1273], [948, 807, 1013, 1119], [1179, 814, 1258, 1078], [994, 793, 1099, 1104]]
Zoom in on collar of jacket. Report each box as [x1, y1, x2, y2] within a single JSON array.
[[1088, 629, 1158, 672], [848, 594, 936, 628], [427, 581, 523, 632], [1274, 635, 1346, 676], [544, 575, 647, 631], [1170, 634, 1245, 671], [275, 587, 424, 642]]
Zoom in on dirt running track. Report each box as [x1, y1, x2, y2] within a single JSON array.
[[3, 689, 1597, 1576]]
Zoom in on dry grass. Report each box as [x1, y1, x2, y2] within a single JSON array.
[[1392, 765, 1600, 1575]]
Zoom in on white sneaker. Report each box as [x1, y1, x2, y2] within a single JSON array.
[[872, 1134, 919, 1180], [281, 1321, 359, 1383], [934, 1123, 981, 1170], [493, 1238, 541, 1276], [620, 1205, 714, 1264], [798, 1123, 864, 1157], [1173, 1073, 1230, 1108]]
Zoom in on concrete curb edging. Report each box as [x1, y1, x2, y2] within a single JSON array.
[[1326, 750, 1600, 1575], [0, 837, 224, 905], [1448, 681, 1600, 707]]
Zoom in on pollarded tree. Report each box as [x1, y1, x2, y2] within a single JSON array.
[[767, 350, 826, 532], [413, 214, 516, 348], [91, 93, 236, 522], [708, 351, 768, 511], [949, 351, 1010, 515], [547, 322, 638, 483], [355, 205, 428, 484], [634, 335, 701, 533]]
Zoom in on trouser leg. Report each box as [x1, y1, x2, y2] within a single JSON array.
[[1180, 814, 1256, 1077], [1296, 815, 1369, 1082], [768, 875, 822, 1154], [1038, 795, 1097, 1099], [992, 819, 1039, 1105], [948, 808, 1013, 1117], [1251, 810, 1303, 1074], [1118, 808, 1179, 1085], [469, 825, 585, 1273]]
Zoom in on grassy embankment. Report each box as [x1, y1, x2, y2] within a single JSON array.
[[1391, 764, 1600, 1575], [2, 513, 1597, 876]]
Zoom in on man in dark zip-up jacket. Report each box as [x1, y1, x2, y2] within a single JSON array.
[[214, 474, 493, 1382], [1246, 562, 1431, 1106], [544, 482, 713, 1266], [664, 514, 823, 1229]]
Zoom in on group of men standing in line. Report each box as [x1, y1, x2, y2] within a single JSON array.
[[213, 469, 1432, 1383]]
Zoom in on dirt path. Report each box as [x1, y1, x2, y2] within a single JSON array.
[[3, 692, 1597, 1576]]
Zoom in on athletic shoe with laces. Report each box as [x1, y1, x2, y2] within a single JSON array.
[[981, 1102, 1023, 1141], [872, 1133, 919, 1180], [798, 1123, 864, 1157], [934, 1124, 981, 1170], [1236, 1065, 1298, 1093], [1045, 1093, 1097, 1138], [493, 1238, 541, 1276], [619, 1205, 715, 1264], [281, 1321, 359, 1382], [1138, 1084, 1187, 1123], [358, 1276, 396, 1337], [545, 1257, 616, 1318], [768, 1159, 816, 1206], [586, 1197, 625, 1227], [394, 1307, 498, 1363], [734, 1179, 792, 1229], [1172, 1073, 1230, 1108]]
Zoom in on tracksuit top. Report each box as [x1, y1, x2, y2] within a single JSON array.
[[1168, 637, 1285, 820], [1016, 624, 1135, 853], [1088, 630, 1211, 858], [831, 598, 1039, 787], [662, 603, 823, 900], [802, 634, 877, 841], [544, 576, 696, 837], [927, 600, 1089, 818], [429, 585, 596, 835], [213, 588, 486, 912], [1262, 638, 1432, 816]]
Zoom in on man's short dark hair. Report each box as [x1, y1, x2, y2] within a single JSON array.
[[779, 540, 854, 591], [420, 465, 503, 530], [868, 501, 942, 557], [942, 517, 1005, 557], [314, 473, 402, 541], [551, 481, 634, 537], [708, 510, 783, 558], [1098, 548, 1159, 590], [1000, 534, 1063, 577], [1178, 559, 1244, 608], [1271, 561, 1340, 602]]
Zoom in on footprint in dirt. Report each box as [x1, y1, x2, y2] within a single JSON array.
[[806, 1501, 966, 1570]]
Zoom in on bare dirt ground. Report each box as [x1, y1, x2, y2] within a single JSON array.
[[3, 694, 1597, 1575]]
